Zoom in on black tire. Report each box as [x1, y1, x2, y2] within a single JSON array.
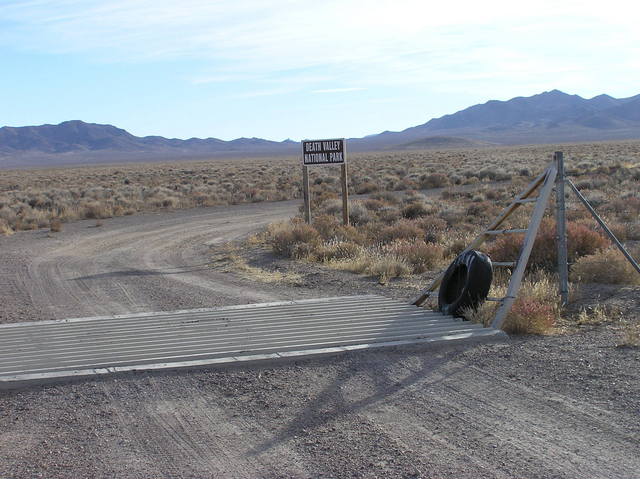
[[438, 250, 492, 318]]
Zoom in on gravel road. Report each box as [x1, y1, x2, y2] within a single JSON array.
[[1, 200, 639, 478]]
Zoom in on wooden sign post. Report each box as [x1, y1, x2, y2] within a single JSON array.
[[301, 138, 349, 225]]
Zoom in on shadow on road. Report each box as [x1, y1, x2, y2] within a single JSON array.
[[69, 264, 210, 281], [250, 349, 465, 455]]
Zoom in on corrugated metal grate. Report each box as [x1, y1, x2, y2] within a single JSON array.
[[0, 295, 504, 387]]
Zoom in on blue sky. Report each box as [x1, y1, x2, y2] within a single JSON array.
[[1, 0, 639, 141]]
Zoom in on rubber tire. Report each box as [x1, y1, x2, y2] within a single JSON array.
[[438, 250, 493, 318]]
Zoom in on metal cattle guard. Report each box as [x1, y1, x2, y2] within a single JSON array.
[[0, 295, 504, 388]]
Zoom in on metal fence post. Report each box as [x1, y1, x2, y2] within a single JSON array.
[[554, 151, 569, 305]]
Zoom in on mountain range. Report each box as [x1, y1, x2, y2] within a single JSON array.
[[2, 89, 640, 167]]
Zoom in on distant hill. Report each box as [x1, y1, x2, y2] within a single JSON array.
[[0, 120, 298, 155], [2, 90, 640, 167], [352, 90, 640, 149]]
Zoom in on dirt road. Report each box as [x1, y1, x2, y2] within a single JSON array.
[[1, 201, 639, 478]]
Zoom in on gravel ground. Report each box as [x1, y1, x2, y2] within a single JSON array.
[[1, 201, 639, 478]]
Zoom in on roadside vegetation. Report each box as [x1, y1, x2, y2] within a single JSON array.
[[3, 141, 640, 336], [255, 143, 640, 335], [2, 141, 639, 234]]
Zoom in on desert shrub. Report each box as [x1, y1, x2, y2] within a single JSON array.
[[84, 201, 112, 219], [0, 218, 13, 236], [379, 220, 423, 243], [619, 323, 640, 348], [478, 167, 512, 181], [503, 298, 556, 335], [370, 191, 400, 205], [487, 219, 608, 269], [49, 219, 63, 232], [419, 173, 449, 189], [604, 220, 628, 242], [366, 256, 412, 283], [387, 240, 444, 273], [443, 234, 474, 258], [566, 221, 610, 260], [504, 272, 559, 334], [334, 225, 368, 245], [161, 196, 180, 208], [19, 209, 50, 229], [289, 242, 317, 260], [625, 222, 640, 241], [312, 214, 341, 238], [440, 189, 461, 200], [315, 241, 362, 262], [322, 198, 345, 216], [439, 207, 469, 227], [402, 202, 430, 219], [487, 233, 525, 263], [605, 196, 640, 216], [355, 182, 379, 194], [484, 189, 501, 201], [0, 207, 17, 225], [576, 304, 624, 325], [416, 216, 448, 243], [363, 198, 386, 211], [269, 228, 296, 257], [377, 206, 402, 224], [466, 201, 492, 217], [466, 271, 558, 334], [269, 222, 320, 258], [332, 251, 411, 282], [571, 248, 640, 285], [348, 201, 372, 225], [394, 178, 419, 191]]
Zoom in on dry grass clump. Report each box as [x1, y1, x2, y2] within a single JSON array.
[[505, 298, 557, 335], [619, 323, 640, 348], [211, 243, 302, 284], [576, 304, 624, 325], [268, 221, 321, 259], [334, 254, 412, 284], [379, 220, 424, 243], [314, 241, 363, 262], [0, 218, 13, 236], [386, 240, 444, 273], [49, 218, 62, 233], [465, 271, 559, 335], [571, 248, 640, 285]]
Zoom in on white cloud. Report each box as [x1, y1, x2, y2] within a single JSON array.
[[1, 0, 639, 98]]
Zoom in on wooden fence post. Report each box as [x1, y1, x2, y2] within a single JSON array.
[[341, 163, 349, 226], [554, 151, 569, 305], [302, 165, 311, 224]]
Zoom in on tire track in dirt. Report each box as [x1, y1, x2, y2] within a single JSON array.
[[362, 358, 639, 478], [5, 202, 298, 322], [95, 374, 310, 479]]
